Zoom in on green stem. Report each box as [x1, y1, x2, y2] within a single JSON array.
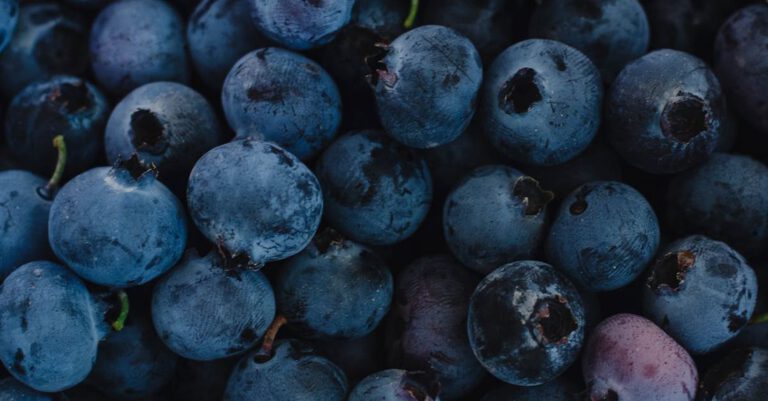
[[111, 291, 130, 331], [404, 0, 419, 29], [752, 312, 768, 325], [42, 135, 67, 197]]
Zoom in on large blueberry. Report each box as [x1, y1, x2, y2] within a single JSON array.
[[221, 48, 341, 160], [49, 160, 188, 287], [248, 0, 355, 50], [606, 49, 727, 174], [315, 130, 432, 246], [0, 377, 55, 401], [643, 236, 757, 354], [467, 260, 585, 385], [546, 181, 660, 291], [0, 261, 109, 392], [443, 165, 552, 274], [187, 138, 323, 264], [89, 0, 189, 95], [348, 370, 439, 401], [481, 39, 602, 165], [372, 25, 482, 149], [699, 347, 768, 401], [480, 378, 579, 401]]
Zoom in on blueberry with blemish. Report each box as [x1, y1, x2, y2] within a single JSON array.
[[348, 369, 440, 401], [0, 377, 56, 401], [642, 235, 757, 354], [443, 165, 552, 275], [699, 347, 768, 401], [248, 0, 355, 50], [467, 260, 585, 386]]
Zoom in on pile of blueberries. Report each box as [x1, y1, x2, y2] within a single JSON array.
[[0, 0, 767, 400]]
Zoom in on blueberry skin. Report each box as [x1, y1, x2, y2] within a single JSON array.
[[89, 0, 190, 96], [715, 5, 768, 134], [248, 0, 355, 50], [48, 164, 188, 288], [0, 2, 87, 99], [546, 181, 660, 291], [5, 76, 109, 178], [481, 39, 602, 166], [187, 139, 323, 263], [104, 82, 224, 186], [0, 261, 108, 392], [223, 340, 348, 401], [642, 235, 757, 354], [0, 377, 54, 401], [221, 48, 342, 160], [699, 347, 768, 401], [88, 317, 178, 400], [373, 25, 482, 149], [606, 49, 727, 174], [529, 0, 649, 82], [314, 130, 432, 246], [386, 255, 485, 400], [443, 165, 552, 275], [151, 251, 276, 361], [667, 153, 768, 258], [480, 378, 579, 401], [467, 260, 586, 386], [275, 230, 393, 340], [0, 0, 16, 54], [582, 314, 698, 401], [348, 370, 440, 401], [0, 170, 50, 278], [187, 0, 271, 89]]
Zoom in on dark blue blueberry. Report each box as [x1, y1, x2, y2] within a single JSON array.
[[351, 0, 408, 39], [0, 0, 17, 54], [643, 235, 757, 354], [467, 260, 585, 385], [89, 0, 190, 95], [666, 153, 768, 259], [171, 357, 238, 401], [187, 138, 323, 263], [715, 5, 768, 134], [529, 0, 650, 82], [315, 130, 432, 246], [5, 76, 109, 178], [699, 347, 768, 401], [386, 255, 485, 400], [0, 2, 87, 99], [606, 49, 727, 174], [480, 378, 579, 401], [275, 229, 393, 340], [546, 181, 660, 291], [187, 0, 271, 89], [48, 159, 188, 287], [0, 261, 108, 392], [248, 0, 355, 50], [0, 171, 51, 278], [348, 370, 439, 401], [87, 316, 178, 400], [372, 25, 482, 149], [223, 340, 347, 401], [312, 332, 384, 385], [0, 377, 54, 401], [443, 165, 552, 274], [481, 39, 602, 166], [104, 82, 224, 188], [221, 48, 341, 160], [151, 251, 276, 361]]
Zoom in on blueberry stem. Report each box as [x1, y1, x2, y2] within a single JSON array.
[[404, 0, 419, 29], [111, 290, 130, 331], [255, 315, 287, 361], [40, 135, 67, 199], [752, 312, 768, 325]]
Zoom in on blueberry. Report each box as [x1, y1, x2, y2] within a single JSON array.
[[187, 138, 323, 263], [480, 378, 579, 401], [351, 0, 409, 39], [315, 130, 432, 246], [312, 332, 384, 385], [582, 313, 698, 401], [0, 0, 17, 54], [714, 5, 768, 134], [275, 229, 393, 340], [0, 377, 54, 401], [467, 260, 585, 385], [89, 0, 190, 95], [0, 2, 86, 99], [49, 158, 188, 287], [151, 251, 276, 361], [481, 39, 602, 166], [171, 357, 238, 401], [248, 0, 355, 50], [443, 165, 552, 274], [187, 0, 271, 89], [699, 347, 768, 401], [104, 82, 224, 188], [221, 48, 341, 160], [606, 49, 727, 174], [546, 181, 660, 291], [0, 261, 109, 392], [386, 255, 485, 400], [348, 370, 440, 401], [223, 340, 348, 401], [371, 25, 482, 149], [529, 0, 649, 82], [642, 235, 757, 354]]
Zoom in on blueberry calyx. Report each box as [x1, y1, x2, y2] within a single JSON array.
[[512, 176, 553, 216], [660, 93, 710, 143], [366, 43, 397, 87], [48, 81, 92, 114], [498, 67, 542, 114], [647, 250, 696, 292], [529, 296, 578, 345], [215, 241, 261, 274], [591, 389, 619, 401], [312, 228, 345, 254], [401, 371, 440, 401], [130, 109, 169, 154], [116, 154, 158, 181]]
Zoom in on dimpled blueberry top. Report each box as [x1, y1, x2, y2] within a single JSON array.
[[0, 170, 50, 278]]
